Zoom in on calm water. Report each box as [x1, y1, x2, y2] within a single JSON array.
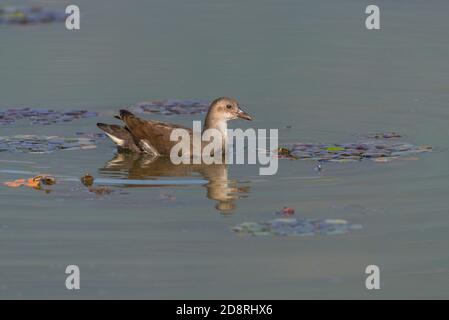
[[1, 0, 449, 299]]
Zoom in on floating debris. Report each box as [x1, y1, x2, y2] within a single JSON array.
[[0, 6, 65, 25], [80, 174, 95, 187], [0, 108, 97, 126], [279, 134, 432, 163], [0, 135, 97, 153], [275, 206, 295, 216], [233, 218, 362, 237], [130, 99, 209, 116], [276, 147, 297, 159], [3, 175, 56, 192]]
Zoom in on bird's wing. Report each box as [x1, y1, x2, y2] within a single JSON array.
[[97, 123, 141, 152], [119, 109, 192, 155]]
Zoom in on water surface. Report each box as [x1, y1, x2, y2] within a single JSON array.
[[1, 0, 449, 298]]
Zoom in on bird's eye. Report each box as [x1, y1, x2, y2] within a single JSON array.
[[226, 105, 232, 109]]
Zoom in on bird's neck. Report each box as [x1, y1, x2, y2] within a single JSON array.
[[203, 116, 228, 149]]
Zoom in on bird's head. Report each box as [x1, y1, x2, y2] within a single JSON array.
[[208, 97, 253, 122]]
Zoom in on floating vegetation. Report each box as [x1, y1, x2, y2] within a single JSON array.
[[0, 135, 97, 153], [364, 132, 402, 139], [0, 6, 65, 25], [0, 108, 97, 126], [278, 134, 432, 163], [130, 99, 209, 116], [3, 175, 56, 192], [233, 218, 362, 237]]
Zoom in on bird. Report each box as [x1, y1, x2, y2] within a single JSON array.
[[97, 97, 253, 156]]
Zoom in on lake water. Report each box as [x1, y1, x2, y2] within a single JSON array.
[[1, 0, 449, 299]]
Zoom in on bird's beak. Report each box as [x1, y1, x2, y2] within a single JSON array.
[[236, 107, 253, 121]]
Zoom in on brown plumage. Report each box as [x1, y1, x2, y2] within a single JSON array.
[[96, 123, 141, 152], [97, 97, 252, 156]]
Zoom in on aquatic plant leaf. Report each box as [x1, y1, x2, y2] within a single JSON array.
[[0, 6, 65, 25], [280, 133, 432, 163], [233, 218, 362, 237], [364, 132, 402, 139], [0, 135, 97, 153], [130, 99, 209, 116], [0, 108, 97, 126], [326, 146, 345, 152]]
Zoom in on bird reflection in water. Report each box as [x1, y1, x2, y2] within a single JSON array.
[[99, 153, 250, 214]]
